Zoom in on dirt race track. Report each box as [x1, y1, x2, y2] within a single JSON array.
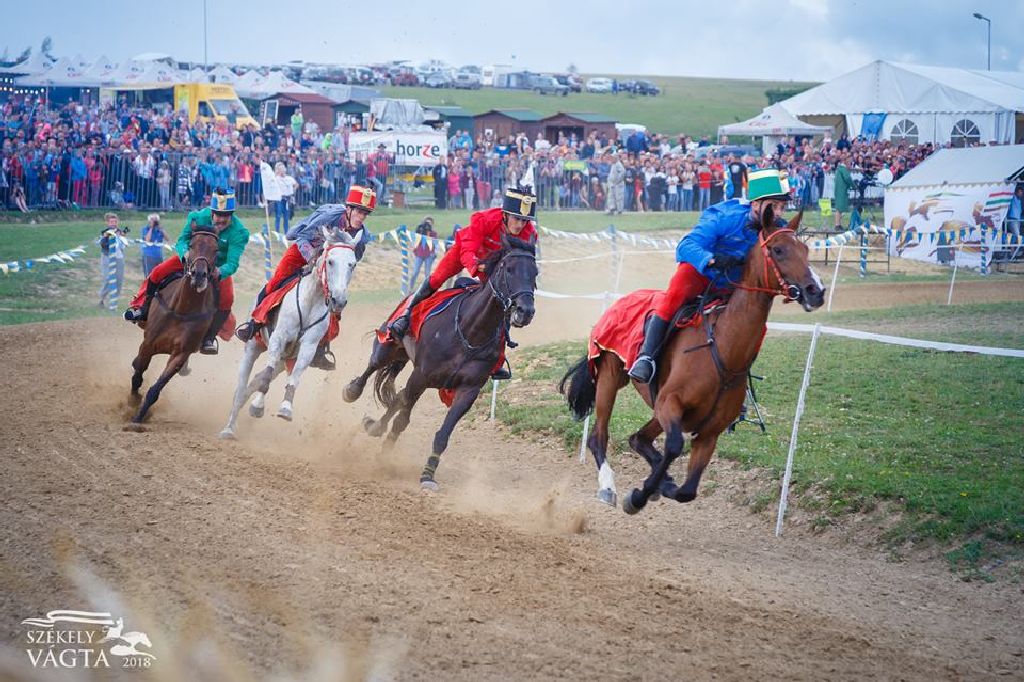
[[1, 281, 1023, 681]]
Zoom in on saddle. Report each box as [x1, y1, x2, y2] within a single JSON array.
[[377, 285, 478, 344]]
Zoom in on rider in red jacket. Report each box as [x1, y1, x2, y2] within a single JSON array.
[[387, 185, 538, 379]]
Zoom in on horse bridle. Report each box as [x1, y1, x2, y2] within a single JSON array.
[[487, 250, 537, 313], [316, 242, 356, 305], [184, 228, 219, 280], [735, 228, 802, 303]]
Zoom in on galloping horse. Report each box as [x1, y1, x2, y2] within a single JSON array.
[[219, 228, 359, 438], [129, 221, 220, 423], [343, 237, 538, 490], [560, 207, 825, 513]]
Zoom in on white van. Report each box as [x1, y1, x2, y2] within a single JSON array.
[[586, 77, 614, 93]]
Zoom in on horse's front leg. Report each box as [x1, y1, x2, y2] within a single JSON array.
[[623, 419, 686, 515], [220, 340, 264, 439], [130, 349, 153, 400], [628, 418, 677, 501], [132, 351, 188, 424], [277, 332, 322, 421], [248, 329, 289, 417], [672, 433, 718, 503], [420, 385, 481, 491]]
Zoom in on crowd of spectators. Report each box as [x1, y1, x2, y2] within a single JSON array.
[[0, 92, 995, 232]]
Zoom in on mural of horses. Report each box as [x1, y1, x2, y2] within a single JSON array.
[[128, 222, 220, 424], [343, 237, 538, 490], [560, 207, 825, 513], [219, 228, 360, 438]]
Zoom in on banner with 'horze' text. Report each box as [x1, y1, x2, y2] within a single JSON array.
[[348, 131, 448, 165]]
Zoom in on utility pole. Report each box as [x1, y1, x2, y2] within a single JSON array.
[[972, 12, 991, 70]]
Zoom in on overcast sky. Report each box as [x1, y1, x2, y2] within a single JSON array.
[[4, 0, 1022, 81]]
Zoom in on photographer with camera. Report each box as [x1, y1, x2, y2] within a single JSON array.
[[98, 212, 128, 307], [140, 213, 166, 277]]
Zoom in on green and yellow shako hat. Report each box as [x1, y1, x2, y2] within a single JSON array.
[[747, 169, 791, 201], [502, 185, 537, 220]]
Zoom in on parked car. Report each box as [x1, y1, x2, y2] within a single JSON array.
[[633, 79, 660, 96], [531, 75, 569, 96], [423, 71, 453, 88], [453, 71, 482, 89], [585, 77, 614, 93], [553, 74, 582, 93], [690, 144, 761, 159]]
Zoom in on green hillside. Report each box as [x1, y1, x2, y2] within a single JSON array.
[[380, 75, 817, 137]]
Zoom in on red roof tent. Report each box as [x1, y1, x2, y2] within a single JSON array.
[[266, 91, 338, 133]]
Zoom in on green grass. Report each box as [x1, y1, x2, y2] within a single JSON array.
[[381, 75, 817, 137], [492, 301, 1024, 578]]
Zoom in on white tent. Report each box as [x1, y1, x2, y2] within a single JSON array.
[[87, 55, 119, 83], [208, 65, 238, 84], [108, 60, 182, 88], [187, 67, 210, 83], [778, 60, 1024, 146], [234, 70, 313, 99], [718, 104, 832, 152], [15, 57, 102, 88], [884, 145, 1024, 270], [1, 51, 55, 76]]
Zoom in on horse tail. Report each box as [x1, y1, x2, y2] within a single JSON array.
[[559, 356, 596, 421], [373, 360, 405, 407]]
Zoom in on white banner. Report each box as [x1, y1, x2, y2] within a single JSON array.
[[884, 184, 1013, 269], [260, 162, 281, 201], [348, 131, 448, 165]]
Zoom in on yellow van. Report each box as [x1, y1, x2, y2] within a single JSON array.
[[174, 83, 257, 130]]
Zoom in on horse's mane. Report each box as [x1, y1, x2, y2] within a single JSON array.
[[480, 236, 536, 273]]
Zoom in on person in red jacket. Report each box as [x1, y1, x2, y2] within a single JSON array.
[[387, 185, 538, 378]]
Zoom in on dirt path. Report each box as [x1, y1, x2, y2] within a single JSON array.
[[1, 307, 1022, 681]]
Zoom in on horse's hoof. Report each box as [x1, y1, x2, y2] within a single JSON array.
[[218, 429, 236, 440], [343, 382, 363, 403], [597, 488, 617, 507], [123, 423, 147, 433], [129, 393, 142, 405], [276, 408, 293, 422], [420, 479, 440, 492], [650, 489, 661, 502], [249, 404, 264, 418], [622, 489, 643, 515], [179, 365, 191, 377]]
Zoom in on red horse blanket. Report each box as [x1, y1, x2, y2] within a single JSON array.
[[587, 289, 726, 376], [251, 277, 340, 345]]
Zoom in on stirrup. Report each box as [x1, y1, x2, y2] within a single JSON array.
[[235, 320, 259, 342], [123, 307, 144, 323], [310, 347, 336, 371], [628, 356, 656, 384], [491, 367, 512, 381], [199, 338, 219, 355]]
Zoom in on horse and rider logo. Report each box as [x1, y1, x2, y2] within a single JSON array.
[[20, 609, 156, 669]]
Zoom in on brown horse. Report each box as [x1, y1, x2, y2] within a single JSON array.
[[128, 222, 220, 424], [559, 207, 825, 513]]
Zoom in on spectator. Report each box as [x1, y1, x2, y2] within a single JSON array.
[[408, 216, 438, 291], [98, 212, 126, 307], [432, 156, 448, 209], [140, 213, 166, 277], [273, 162, 297, 233], [605, 152, 625, 215], [833, 155, 854, 230]]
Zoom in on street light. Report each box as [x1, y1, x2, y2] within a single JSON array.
[[972, 12, 991, 70]]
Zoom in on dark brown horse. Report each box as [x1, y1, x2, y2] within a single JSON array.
[[129, 223, 220, 424], [560, 208, 825, 513], [343, 237, 538, 490]]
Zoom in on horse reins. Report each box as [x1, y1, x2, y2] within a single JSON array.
[[154, 229, 220, 322], [733, 228, 802, 302], [294, 242, 356, 339]]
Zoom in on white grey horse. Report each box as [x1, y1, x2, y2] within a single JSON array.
[[219, 228, 360, 438]]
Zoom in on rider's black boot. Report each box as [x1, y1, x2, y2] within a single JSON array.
[[201, 309, 231, 355], [123, 282, 156, 323], [388, 281, 436, 340], [628, 314, 670, 384]]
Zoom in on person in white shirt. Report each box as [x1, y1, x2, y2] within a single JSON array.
[[273, 162, 298, 233]]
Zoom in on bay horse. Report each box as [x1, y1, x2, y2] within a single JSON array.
[[129, 221, 220, 424], [219, 228, 360, 438], [343, 237, 538, 490], [560, 207, 825, 513]]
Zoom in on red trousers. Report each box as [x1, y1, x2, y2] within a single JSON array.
[[130, 256, 234, 311], [654, 262, 710, 319], [428, 246, 476, 290], [265, 244, 308, 295]]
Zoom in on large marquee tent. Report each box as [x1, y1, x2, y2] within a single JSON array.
[[776, 60, 1024, 146], [717, 104, 833, 152]]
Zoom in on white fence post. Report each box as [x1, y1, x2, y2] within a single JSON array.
[[775, 323, 822, 538], [826, 244, 844, 313]]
